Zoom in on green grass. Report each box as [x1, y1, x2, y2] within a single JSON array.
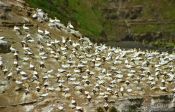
[[26, 0, 175, 49], [132, 25, 159, 34], [27, 0, 105, 37], [131, 0, 175, 20]]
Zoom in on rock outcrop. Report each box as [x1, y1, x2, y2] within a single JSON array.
[[149, 94, 175, 112], [0, 1, 11, 20], [0, 40, 10, 53]]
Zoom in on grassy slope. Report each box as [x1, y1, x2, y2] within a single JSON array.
[[130, 0, 175, 33], [130, 0, 175, 48], [27, 0, 105, 39], [26, 0, 175, 48]]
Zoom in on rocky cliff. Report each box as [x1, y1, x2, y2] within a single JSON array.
[[26, 0, 175, 49]]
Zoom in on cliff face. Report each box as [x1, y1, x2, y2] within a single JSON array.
[[26, 0, 175, 49], [101, 0, 175, 48]]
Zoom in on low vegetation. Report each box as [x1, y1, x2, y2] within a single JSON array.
[[26, 0, 175, 49], [27, 0, 105, 38]]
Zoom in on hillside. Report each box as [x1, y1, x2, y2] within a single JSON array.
[[0, 0, 175, 112], [26, 0, 175, 49], [26, 0, 105, 39]]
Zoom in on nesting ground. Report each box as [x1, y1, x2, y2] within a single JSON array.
[[0, 0, 175, 112]]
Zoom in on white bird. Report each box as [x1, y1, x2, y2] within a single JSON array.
[[20, 71, 27, 76], [44, 81, 49, 87], [40, 93, 48, 97], [0, 60, 3, 69], [76, 106, 83, 111], [87, 94, 92, 102], [103, 103, 109, 111], [29, 62, 34, 70], [47, 69, 53, 74], [44, 30, 50, 36], [23, 24, 29, 31], [10, 46, 16, 53], [13, 60, 18, 66], [67, 21, 74, 29], [54, 17, 60, 23], [36, 8, 42, 12], [43, 74, 49, 80], [36, 86, 40, 92], [0, 36, 5, 40], [3, 68, 8, 74], [84, 91, 89, 96], [26, 33, 31, 38], [127, 88, 132, 93], [70, 98, 77, 109], [7, 72, 13, 79], [14, 26, 20, 31], [21, 76, 28, 80], [58, 68, 65, 73], [23, 45, 30, 51], [27, 51, 33, 56], [58, 104, 64, 111], [33, 71, 38, 75], [38, 27, 44, 35], [49, 18, 55, 23], [120, 87, 124, 92], [15, 80, 23, 85], [39, 61, 45, 68], [32, 13, 37, 19], [22, 57, 30, 62], [61, 36, 66, 44], [160, 86, 167, 91]]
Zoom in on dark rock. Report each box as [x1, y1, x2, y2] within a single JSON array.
[[109, 106, 118, 112], [0, 1, 11, 20], [128, 97, 144, 107], [0, 80, 8, 93], [0, 40, 10, 53], [150, 94, 175, 112], [96, 107, 104, 112]]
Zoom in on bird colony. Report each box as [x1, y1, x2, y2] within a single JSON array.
[[0, 9, 175, 112]]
